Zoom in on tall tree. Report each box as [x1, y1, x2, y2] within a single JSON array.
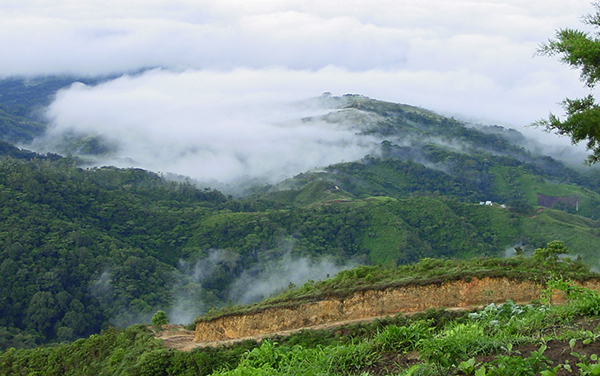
[[535, 3, 600, 163]]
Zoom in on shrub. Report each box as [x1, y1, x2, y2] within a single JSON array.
[[548, 278, 600, 316], [152, 311, 170, 327]]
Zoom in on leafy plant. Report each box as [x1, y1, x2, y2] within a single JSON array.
[[327, 341, 381, 374], [483, 344, 556, 376], [459, 357, 481, 375], [571, 352, 600, 376], [422, 321, 503, 368], [152, 311, 170, 327], [548, 278, 600, 316], [372, 320, 433, 352]]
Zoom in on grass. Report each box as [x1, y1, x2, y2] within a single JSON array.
[[520, 212, 600, 265], [206, 280, 600, 375], [489, 165, 600, 218], [195, 254, 596, 323]]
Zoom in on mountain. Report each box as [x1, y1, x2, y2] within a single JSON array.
[[1, 76, 600, 348], [258, 94, 600, 213]]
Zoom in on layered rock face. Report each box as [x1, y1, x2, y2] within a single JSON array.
[[195, 277, 600, 342]]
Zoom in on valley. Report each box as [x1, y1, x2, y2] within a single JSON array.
[[1, 77, 600, 375]]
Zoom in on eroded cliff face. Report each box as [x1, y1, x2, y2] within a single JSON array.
[[194, 277, 600, 342]]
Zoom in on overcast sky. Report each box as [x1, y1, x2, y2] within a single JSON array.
[[3, 0, 597, 183]]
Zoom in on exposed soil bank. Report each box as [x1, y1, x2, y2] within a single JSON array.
[[195, 277, 600, 342]]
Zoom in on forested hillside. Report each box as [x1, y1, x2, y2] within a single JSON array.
[[3, 256, 600, 376], [0, 155, 227, 347], [2, 77, 600, 349]]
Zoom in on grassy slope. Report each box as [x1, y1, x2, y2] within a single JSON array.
[[490, 165, 600, 215], [3, 257, 600, 376], [359, 197, 408, 264], [195, 254, 595, 323], [188, 190, 600, 266]]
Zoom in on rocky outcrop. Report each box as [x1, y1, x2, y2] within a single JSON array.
[[194, 277, 600, 342]]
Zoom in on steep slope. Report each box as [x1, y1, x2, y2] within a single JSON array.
[[193, 276, 590, 343], [0, 153, 228, 346]]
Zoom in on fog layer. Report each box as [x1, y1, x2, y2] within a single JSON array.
[[32, 63, 592, 186], [37, 69, 381, 185], [5, 1, 597, 152]]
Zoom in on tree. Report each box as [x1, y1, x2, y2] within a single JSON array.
[[25, 291, 58, 338], [152, 310, 169, 327], [534, 3, 600, 163], [532, 240, 569, 263]]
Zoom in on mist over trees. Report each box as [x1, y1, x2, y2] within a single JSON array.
[[4, 3, 600, 375], [2, 74, 600, 350], [1, 93, 600, 348]]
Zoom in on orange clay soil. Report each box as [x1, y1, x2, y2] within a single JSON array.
[[155, 277, 600, 351]]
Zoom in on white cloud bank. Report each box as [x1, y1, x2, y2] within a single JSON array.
[[4, 0, 598, 179], [0, 1, 592, 75], [39, 69, 382, 185]]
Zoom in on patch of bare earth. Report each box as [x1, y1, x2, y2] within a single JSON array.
[[158, 315, 406, 351], [160, 306, 487, 351], [150, 325, 197, 352]]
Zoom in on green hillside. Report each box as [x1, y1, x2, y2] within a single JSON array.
[[1, 83, 600, 351], [2, 148, 600, 348], [3, 256, 600, 376], [0, 148, 600, 346], [196, 244, 593, 322], [0, 156, 228, 346]]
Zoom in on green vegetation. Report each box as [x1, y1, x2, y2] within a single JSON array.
[[0, 156, 228, 346], [0, 324, 257, 376], [2, 255, 600, 376], [2, 132, 600, 348], [3, 8, 600, 373], [152, 311, 170, 327], [535, 2, 600, 163], [2, 76, 600, 356], [196, 244, 592, 322]]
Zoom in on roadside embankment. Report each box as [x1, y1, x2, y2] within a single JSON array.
[[195, 277, 600, 343]]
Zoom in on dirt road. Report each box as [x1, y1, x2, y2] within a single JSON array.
[[152, 307, 474, 352]]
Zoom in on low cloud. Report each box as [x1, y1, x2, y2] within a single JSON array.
[[167, 248, 357, 324], [2, 0, 597, 146], [228, 250, 356, 305], [167, 253, 226, 325], [34, 69, 381, 186], [28, 63, 593, 187]]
